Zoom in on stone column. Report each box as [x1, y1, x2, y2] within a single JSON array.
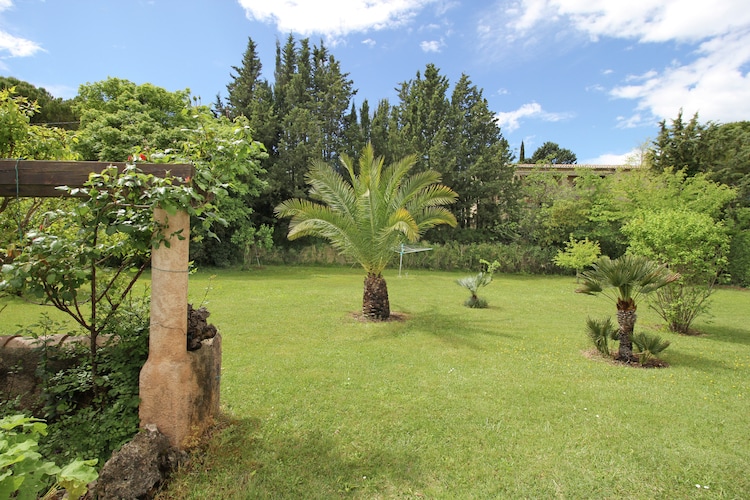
[[139, 208, 197, 448]]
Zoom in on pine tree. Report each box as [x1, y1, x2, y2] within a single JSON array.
[[394, 64, 451, 173], [226, 37, 264, 118], [389, 67, 517, 240], [447, 74, 516, 234]]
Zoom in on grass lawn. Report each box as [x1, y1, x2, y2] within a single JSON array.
[[154, 266, 749, 499], [5, 266, 749, 498]]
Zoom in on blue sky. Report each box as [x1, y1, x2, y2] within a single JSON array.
[[1, 0, 749, 164]]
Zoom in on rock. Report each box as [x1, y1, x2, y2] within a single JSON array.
[[92, 425, 187, 500], [187, 304, 217, 351]]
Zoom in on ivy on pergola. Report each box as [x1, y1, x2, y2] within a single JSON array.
[[0, 159, 192, 198], [1, 158, 217, 448]]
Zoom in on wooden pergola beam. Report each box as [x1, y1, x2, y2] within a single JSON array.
[[0, 160, 194, 197]]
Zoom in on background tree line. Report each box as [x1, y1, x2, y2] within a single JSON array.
[[1, 35, 749, 288]]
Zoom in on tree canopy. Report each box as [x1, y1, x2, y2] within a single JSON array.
[[529, 141, 577, 164]]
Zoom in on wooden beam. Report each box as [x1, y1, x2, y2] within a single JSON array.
[[0, 160, 194, 197]]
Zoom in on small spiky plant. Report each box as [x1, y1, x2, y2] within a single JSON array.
[[633, 332, 671, 365], [456, 272, 493, 308], [585, 316, 619, 357]]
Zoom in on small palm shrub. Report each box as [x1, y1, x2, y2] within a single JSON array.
[[456, 259, 500, 308], [633, 332, 671, 366], [585, 316, 618, 357], [456, 273, 492, 308]]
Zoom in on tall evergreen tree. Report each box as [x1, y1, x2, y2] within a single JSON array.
[[394, 64, 452, 173], [226, 37, 264, 118], [226, 35, 356, 234], [369, 99, 396, 164], [391, 67, 517, 240], [447, 74, 516, 235], [519, 141, 526, 162], [341, 102, 365, 161], [705, 121, 750, 209], [647, 110, 708, 176], [311, 42, 356, 163]]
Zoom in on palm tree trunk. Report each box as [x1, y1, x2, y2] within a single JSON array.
[[616, 308, 637, 362], [363, 273, 390, 320]]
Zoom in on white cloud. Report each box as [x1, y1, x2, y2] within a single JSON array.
[[0, 31, 41, 57], [584, 150, 637, 166], [236, 0, 437, 36], [497, 0, 750, 126], [505, 0, 750, 43], [611, 29, 750, 123], [362, 38, 377, 47], [495, 101, 569, 132], [420, 39, 442, 53], [0, 1, 43, 57], [615, 113, 650, 129]]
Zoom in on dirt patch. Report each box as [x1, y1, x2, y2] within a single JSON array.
[[581, 348, 669, 368], [349, 311, 409, 323]]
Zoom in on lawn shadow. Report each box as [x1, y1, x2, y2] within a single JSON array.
[[170, 413, 425, 499], [367, 306, 510, 350], [664, 348, 734, 372], [694, 325, 750, 347]]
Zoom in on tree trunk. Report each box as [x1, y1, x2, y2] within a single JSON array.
[[363, 273, 390, 320], [616, 308, 638, 362]]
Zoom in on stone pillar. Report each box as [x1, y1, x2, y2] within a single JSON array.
[[139, 208, 218, 448]]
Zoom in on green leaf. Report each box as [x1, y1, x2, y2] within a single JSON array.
[[57, 459, 98, 500], [0, 473, 24, 498]]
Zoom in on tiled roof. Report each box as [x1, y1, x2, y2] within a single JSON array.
[[514, 163, 641, 176], [515, 163, 637, 169]]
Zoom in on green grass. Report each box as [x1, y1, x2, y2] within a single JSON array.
[[164, 267, 750, 499], [5, 267, 750, 498]]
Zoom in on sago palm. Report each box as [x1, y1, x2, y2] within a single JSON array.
[[576, 254, 680, 362], [275, 143, 457, 320]]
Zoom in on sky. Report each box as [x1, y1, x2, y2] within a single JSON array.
[[1, 0, 749, 165]]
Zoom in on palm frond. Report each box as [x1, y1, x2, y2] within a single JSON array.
[[633, 332, 671, 355], [585, 316, 617, 356], [415, 206, 458, 232], [456, 272, 493, 294], [576, 254, 679, 305], [305, 160, 357, 219], [275, 142, 457, 276]]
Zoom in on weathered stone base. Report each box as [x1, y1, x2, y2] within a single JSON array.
[[139, 333, 222, 448]]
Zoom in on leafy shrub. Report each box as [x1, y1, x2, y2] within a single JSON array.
[[553, 236, 601, 280], [35, 292, 150, 464], [623, 208, 729, 332], [585, 316, 618, 357], [650, 283, 712, 335], [263, 241, 558, 274], [0, 414, 97, 500]]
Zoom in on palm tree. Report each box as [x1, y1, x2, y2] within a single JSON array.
[[456, 272, 493, 308], [576, 254, 680, 362], [275, 143, 457, 320]]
